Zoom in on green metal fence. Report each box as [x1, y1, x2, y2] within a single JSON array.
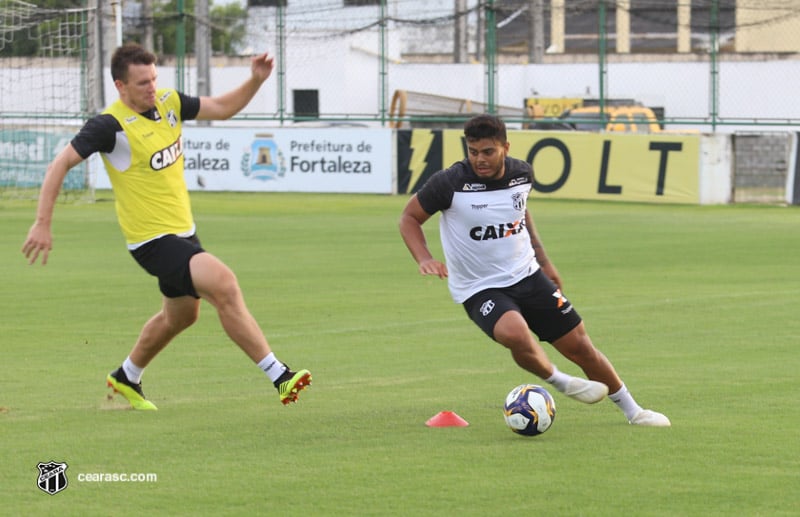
[[3, 0, 800, 131]]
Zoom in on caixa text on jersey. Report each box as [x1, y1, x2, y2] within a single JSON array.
[[469, 219, 526, 240]]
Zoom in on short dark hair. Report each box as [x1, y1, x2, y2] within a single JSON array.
[[111, 43, 157, 82], [464, 114, 507, 144]]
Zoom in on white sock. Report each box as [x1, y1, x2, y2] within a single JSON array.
[[257, 352, 287, 383], [608, 384, 643, 421], [544, 364, 571, 393], [122, 356, 144, 384]]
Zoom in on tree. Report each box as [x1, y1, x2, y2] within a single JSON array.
[[149, 0, 248, 56], [211, 3, 248, 55], [0, 0, 88, 57], [0, 0, 246, 58]]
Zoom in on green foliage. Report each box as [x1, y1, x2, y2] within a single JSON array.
[[0, 34, 38, 57], [151, 0, 248, 56], [211, 3, 248, 55], [15, 0, 84, 7], [2, 194, 799, 515], [0, 1, 248, 57], [0, 0, 87, 57]]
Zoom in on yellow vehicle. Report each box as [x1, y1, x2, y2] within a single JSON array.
[[528, 104, 678, 133], [557, 105, 664, 133]]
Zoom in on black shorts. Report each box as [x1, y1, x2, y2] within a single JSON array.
[[130, 234, 205, 298], [462, 269, 582, 343]]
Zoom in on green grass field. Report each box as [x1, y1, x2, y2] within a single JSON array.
[[2, 192, 798, 516]]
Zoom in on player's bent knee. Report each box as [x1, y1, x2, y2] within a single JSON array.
[[494, 327, 536, 351]]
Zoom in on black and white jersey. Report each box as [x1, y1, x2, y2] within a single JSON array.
[[416, 156, 540, 303]]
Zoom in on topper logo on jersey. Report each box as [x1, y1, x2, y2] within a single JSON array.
[[469, 219, 526, 240], [463, 183, 487, 191], [150, 137, 183, 170]]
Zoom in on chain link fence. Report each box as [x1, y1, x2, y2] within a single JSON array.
[[3, 0, 800, 202], [4, 1, 800, 128], [237, 0, 800, 132]]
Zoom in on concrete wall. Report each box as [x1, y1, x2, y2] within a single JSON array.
[[732, 132, 794, 203]]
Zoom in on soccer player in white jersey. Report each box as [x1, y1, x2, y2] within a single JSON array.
[[399, 114, 669, 426], [22, 43, 310, 409]]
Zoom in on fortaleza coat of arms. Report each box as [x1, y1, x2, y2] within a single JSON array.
[[37, 461, 68, 495]]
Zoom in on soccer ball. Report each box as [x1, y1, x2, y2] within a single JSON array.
[[503, 384, 556, 436]]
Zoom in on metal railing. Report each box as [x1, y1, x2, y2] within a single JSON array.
[[3, 1, 800, 132]]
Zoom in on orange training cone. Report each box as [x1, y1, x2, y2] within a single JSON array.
[[425, 411, 469, 427]]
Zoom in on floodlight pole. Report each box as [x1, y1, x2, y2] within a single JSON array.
[[485, 0, 497, 114], [176, 0, 185, 92], [195, 0, 210, 126], [379, 0, 388, 125], [598, 1, 607, 128], [277, 2, 286, 123], [710, 0, 719, 131]]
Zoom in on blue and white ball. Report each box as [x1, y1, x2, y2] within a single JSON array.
[[503, 384, 556, 436]]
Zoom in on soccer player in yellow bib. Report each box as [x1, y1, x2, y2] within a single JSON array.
[[22, 43, 311, 409]]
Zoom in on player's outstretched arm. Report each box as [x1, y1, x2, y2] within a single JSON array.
[[196, 52, 275, 121], [22, 144, 84, 265]]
